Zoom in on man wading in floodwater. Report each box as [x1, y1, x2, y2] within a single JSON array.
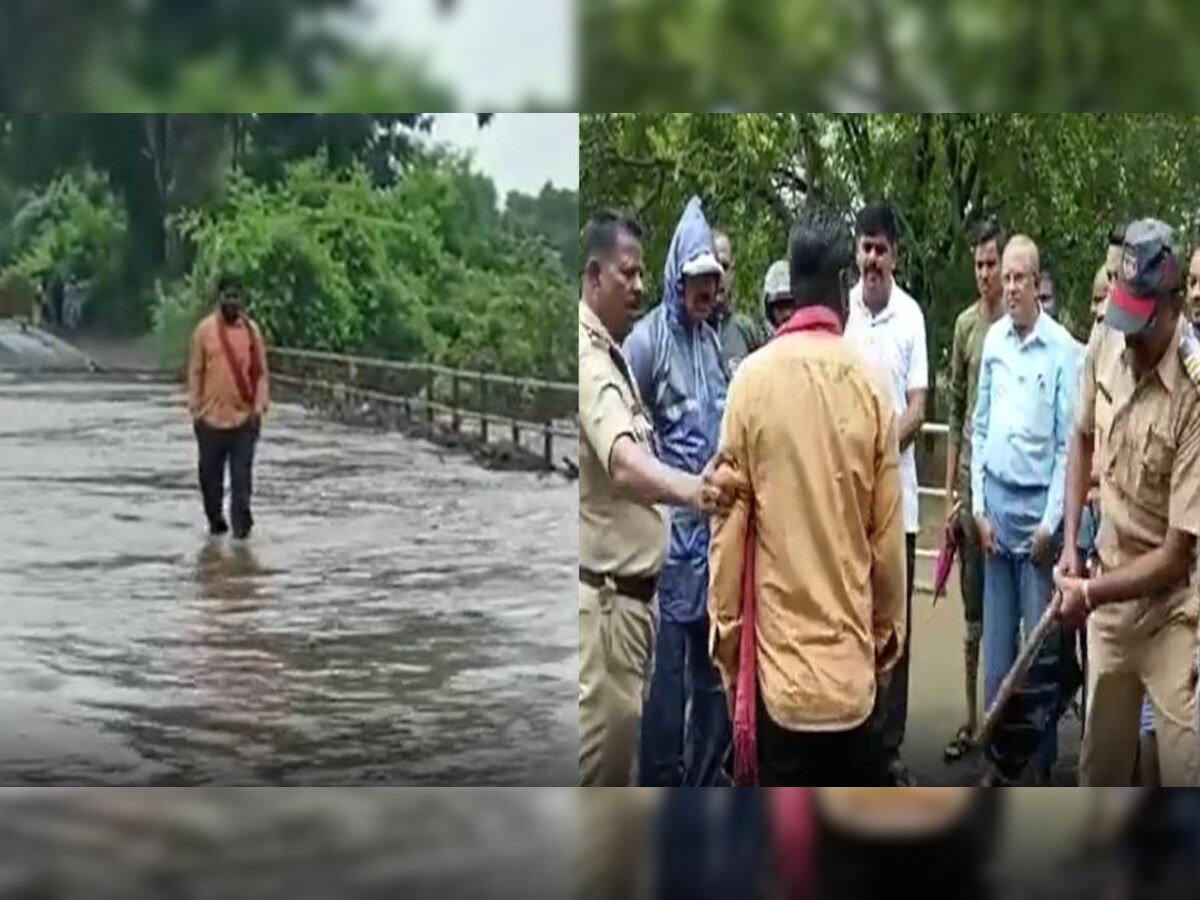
[[187, 275, 270, 539]]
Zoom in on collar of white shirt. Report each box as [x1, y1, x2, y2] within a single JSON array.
[[851, 279, 903, 323]]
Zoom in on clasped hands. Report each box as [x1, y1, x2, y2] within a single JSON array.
[[697, 449, 744, 516]]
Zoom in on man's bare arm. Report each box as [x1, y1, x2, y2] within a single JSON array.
[[898, 389, 927, 451], [944, 323, 967, 505], [1087, 529, 1195, 608], [610, 436, 701, 509]]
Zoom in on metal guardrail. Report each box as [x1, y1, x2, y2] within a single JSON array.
[[267, 347, 578, 470], [916, 420, 952, 565], [268, 347, 577, 395]]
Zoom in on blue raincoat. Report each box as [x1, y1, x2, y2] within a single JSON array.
[[623, 196, 729, 624]]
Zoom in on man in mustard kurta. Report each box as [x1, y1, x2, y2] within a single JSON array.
[[707, 206, 907, 786], [187, 274, 270, 539]]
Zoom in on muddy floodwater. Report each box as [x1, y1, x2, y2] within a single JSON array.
[[0, 375, 576, 785]]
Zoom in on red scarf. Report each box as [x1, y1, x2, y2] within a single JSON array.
[[730, 302, 844, 787], [774, 304, 844, 338], [770, 788, 816, 900], [215, 313, 263, 408]]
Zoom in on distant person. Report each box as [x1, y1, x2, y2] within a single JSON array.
[[187, 275, 270, 540], [1187, 240, 1200, 328], [49, 273, 64, 328], [1038, 268, 1057, 319], [844, 200, 928, 786], [1106, 224, 1126, 288], [710, 228, 767, 374], [942, 217, 1006, 763], [34, 279, 50, 327], [1090, 264, 1109, 332]]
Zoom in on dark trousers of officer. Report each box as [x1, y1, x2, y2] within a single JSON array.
[[195, 419, 259, 538]]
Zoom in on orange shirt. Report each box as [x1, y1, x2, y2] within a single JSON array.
[[708, 328, 907, 732], [187, 312, 270, 429]]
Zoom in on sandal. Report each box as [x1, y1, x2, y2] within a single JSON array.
[[943, 725, 976, 763]]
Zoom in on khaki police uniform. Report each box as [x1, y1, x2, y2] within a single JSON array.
[[578, 300, 669, 787], [1076, 317, 1200, 785]]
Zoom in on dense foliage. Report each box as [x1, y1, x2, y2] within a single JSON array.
[[1, 1, 460, 112], [0, 113, 577, 381], [581, 0, 1200, 111], [582, 113, 1200, 412], [156, 155, 575, 379], [0, 166, 128, 319]]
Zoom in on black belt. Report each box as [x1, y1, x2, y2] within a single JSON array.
[[579, 566, 657, 603]]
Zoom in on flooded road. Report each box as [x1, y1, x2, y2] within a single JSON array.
[[0, 375, 577, 785]]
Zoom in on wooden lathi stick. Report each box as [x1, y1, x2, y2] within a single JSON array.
[[976, 591, 1063, 752]]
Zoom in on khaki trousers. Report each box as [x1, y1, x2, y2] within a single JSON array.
[[575, 788, 659, 900], [1081, 608, 1198, 786], [579, 580, 654, 787]]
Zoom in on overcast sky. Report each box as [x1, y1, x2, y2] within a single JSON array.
[[425, 113, 577, 199], [359, 1, 576, 199]]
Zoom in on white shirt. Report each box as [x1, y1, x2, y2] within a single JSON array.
[[846, 279, 929, 534]]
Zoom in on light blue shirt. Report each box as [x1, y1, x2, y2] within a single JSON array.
[[970, 311, 1078, 535]]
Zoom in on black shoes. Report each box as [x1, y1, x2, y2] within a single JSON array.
[[209, 519, 230, 537]]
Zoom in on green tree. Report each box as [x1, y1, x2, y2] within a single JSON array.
[[582, 112, 1200, 415], [0, 166, 128, 324], [0, 112, 495, 331], [581, 0, 1200, 112], [155, 153, 575, 380], [505, 183, 580, 277]]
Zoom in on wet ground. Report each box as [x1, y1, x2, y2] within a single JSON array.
[[908, 495, 1083, 786], [0, 375, 576, 785], [0, 787, 1119, 900], [0, 788, 575, 900]]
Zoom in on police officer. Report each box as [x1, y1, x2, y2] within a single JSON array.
[[1056, 218, 1200, 787], [578, 209, 726, 787]]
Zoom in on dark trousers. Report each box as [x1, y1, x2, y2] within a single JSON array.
[[654, 790, 770, 900], [815, 793, 1002, 900], [195, 418, 259, 537], [639, 617, 730, 786], [756, 693, 888, 786], [876, 533, 916, 757]]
